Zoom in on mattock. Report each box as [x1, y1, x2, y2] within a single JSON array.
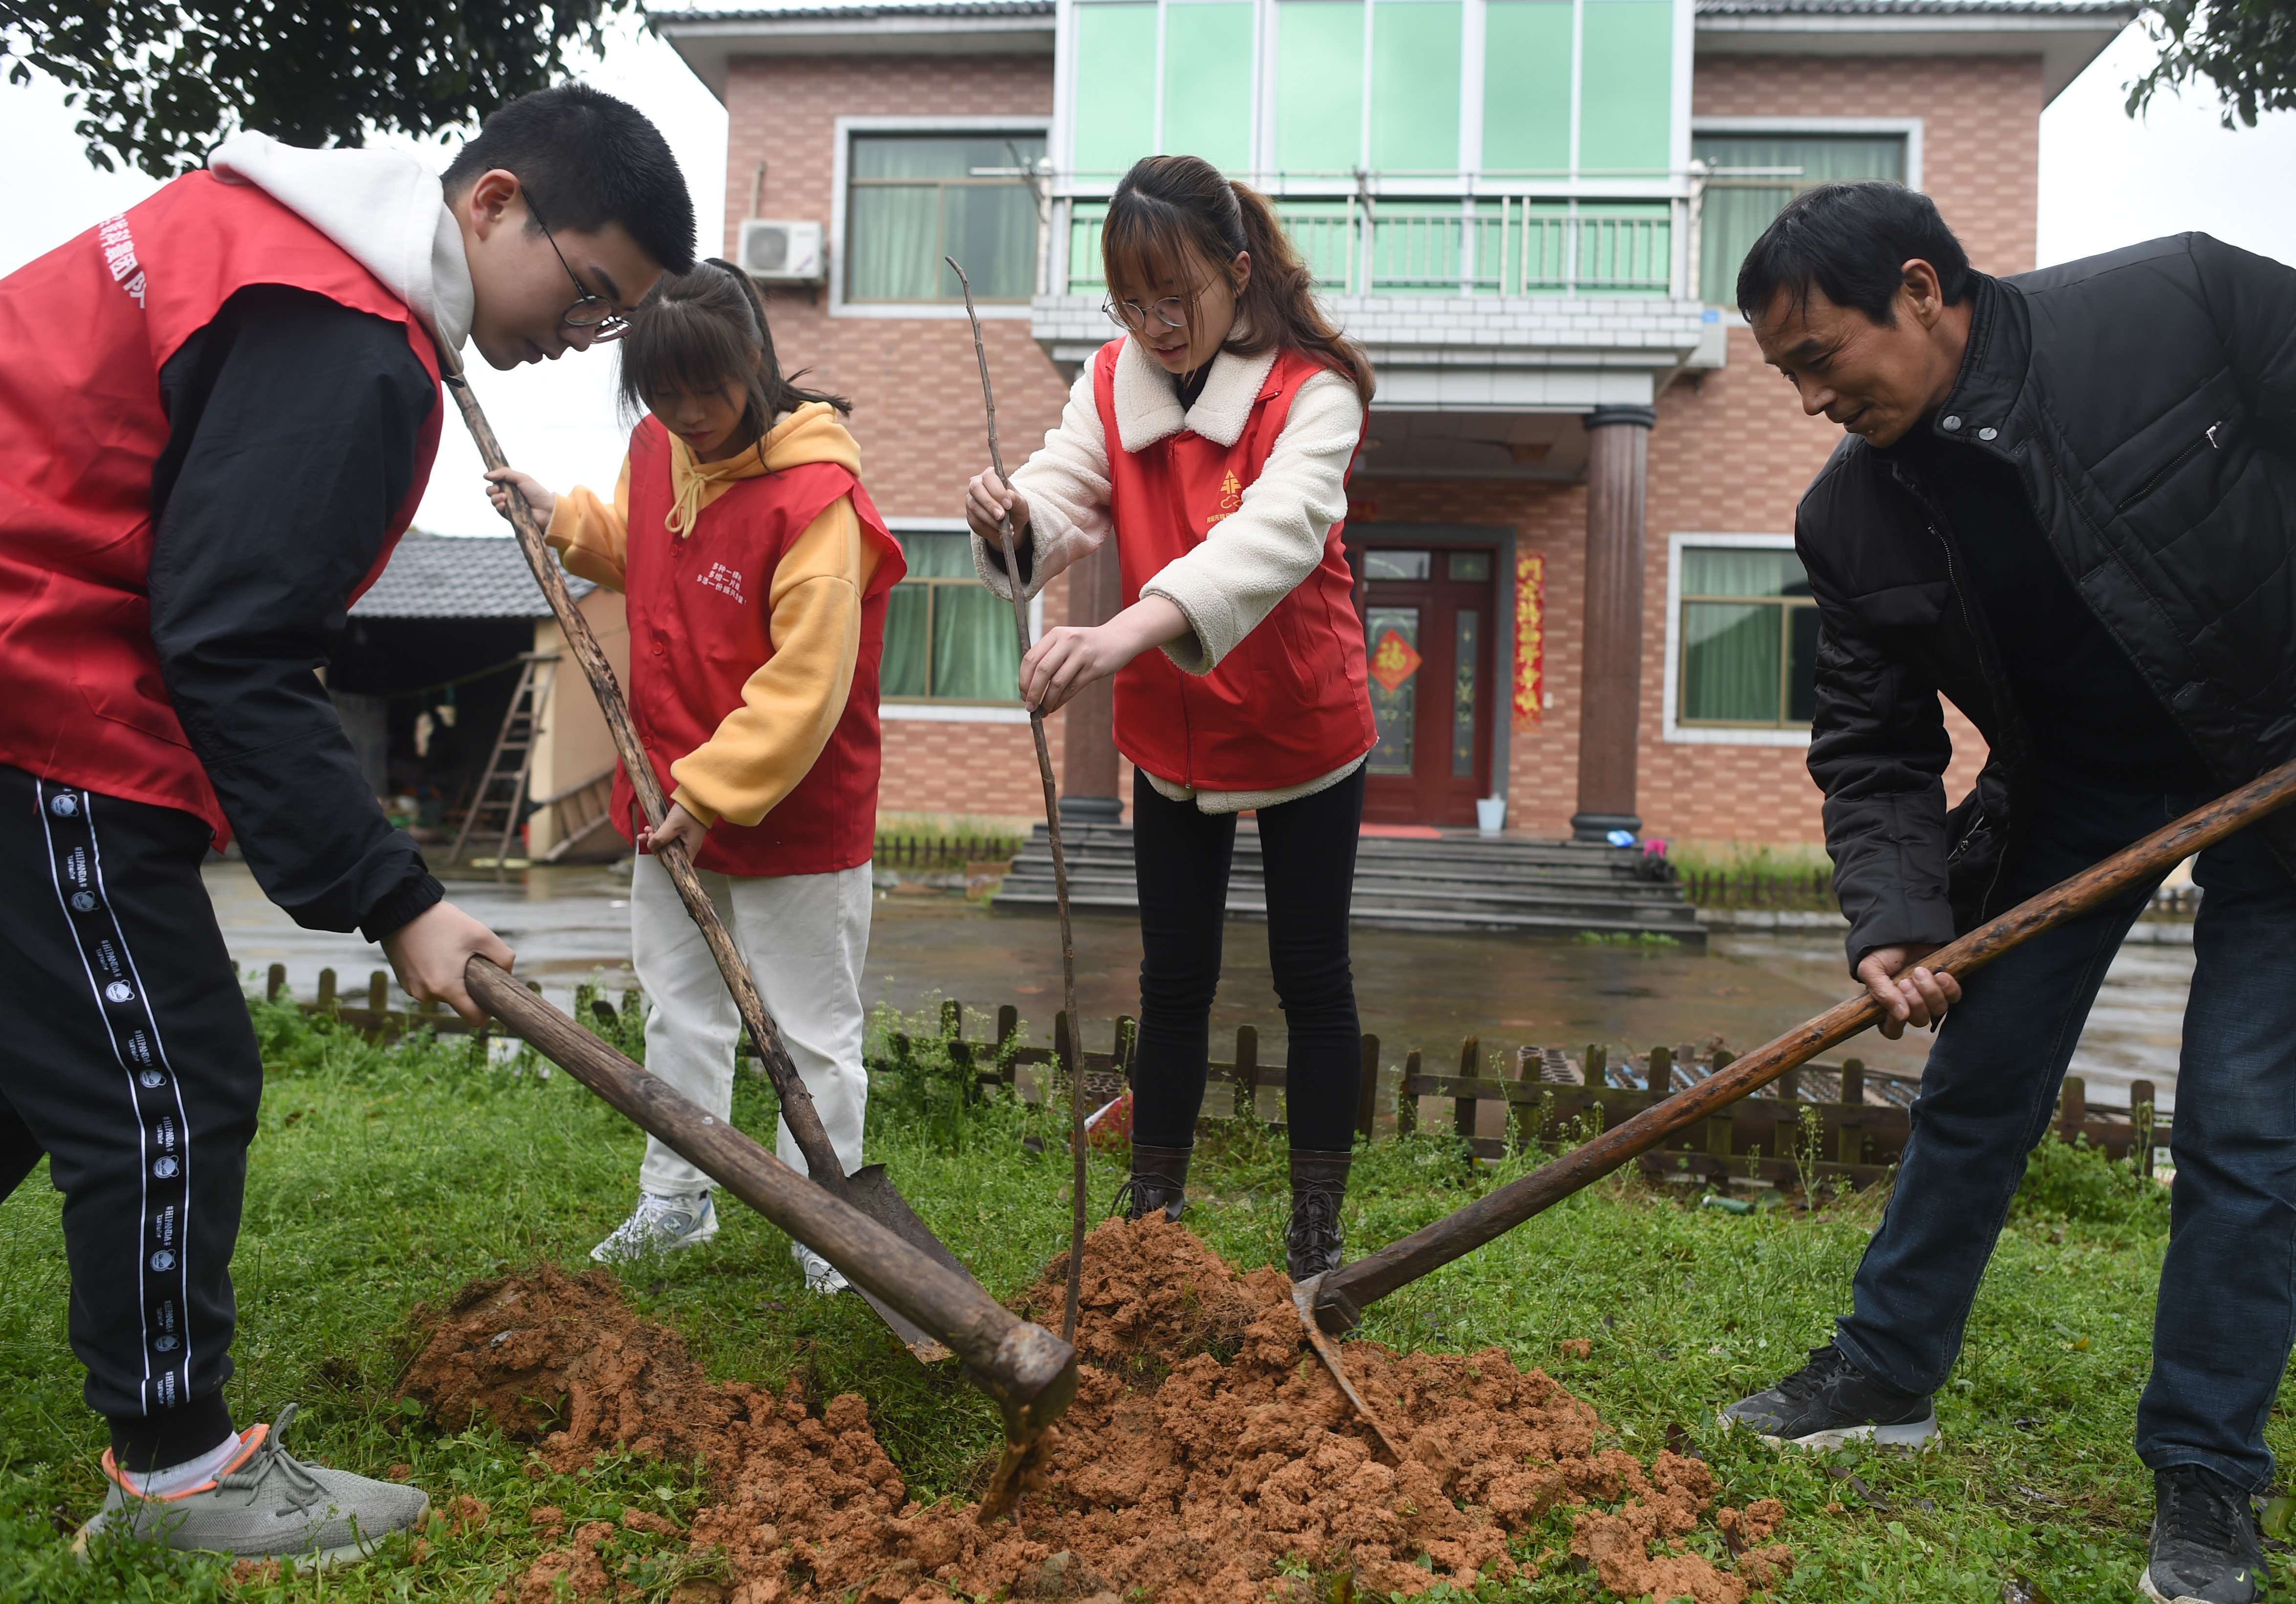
[[946, 256, 1090, 1346], [462, 957, 1076, 1522], [1292, 758, 2296, 1440], [436, 336, 985, 1367]]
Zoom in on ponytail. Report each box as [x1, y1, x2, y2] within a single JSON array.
[[1103, 155, 1375, 407]]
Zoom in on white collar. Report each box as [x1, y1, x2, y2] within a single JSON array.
[[1110, 334, 1281, 454]]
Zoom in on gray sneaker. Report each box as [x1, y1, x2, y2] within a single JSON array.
[[74, 1404, 427, 1566], [591, 1191, 718, 1263], [793, 1242, 849, 1294]]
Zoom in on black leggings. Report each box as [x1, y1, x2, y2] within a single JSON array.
[[1129, 763, 1365, 1152]]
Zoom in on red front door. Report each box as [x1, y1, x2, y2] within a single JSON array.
[[1352, 543, 1496, 826]]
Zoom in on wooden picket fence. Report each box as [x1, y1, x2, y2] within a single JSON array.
[[255, 971, 2170, 1195]]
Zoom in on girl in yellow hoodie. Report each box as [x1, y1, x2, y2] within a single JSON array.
[[486, 261, 905, 1284]]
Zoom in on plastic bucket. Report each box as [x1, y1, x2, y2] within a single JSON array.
[[1475, 796, 1506, 835]]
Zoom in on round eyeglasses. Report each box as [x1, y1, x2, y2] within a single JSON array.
[[529, 197, 632, 343], [1103, 296, 1191, 332]]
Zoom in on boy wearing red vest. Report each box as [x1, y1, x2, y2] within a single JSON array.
[[486, 263, 903, 1288], [0, 86, 694, 1563]]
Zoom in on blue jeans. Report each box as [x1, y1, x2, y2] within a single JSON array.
[[1832, 773, 2296, 1490]]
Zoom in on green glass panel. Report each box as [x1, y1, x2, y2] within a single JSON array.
[[1578, 0, 1674, 176], [1452, 609, 1479, 777], [1692, 134, 1905, 305], [902, 534, 978, 579], [1075, 2, 1159, 177], [846, 186, 941, 301], [1481, 0, 1572, 174], [1068, 202, 1108, 291], [853, 133, 1039, 179], [1682, 600, 1781, 723], [1370, 0, 1461, 173], [882, 586, 930, 697], [931, 588, 1022, 700], [1682, 547, 1809, 599], [941, 184, 1039, 300], [1276, 0, 1365, 173], [1164, 3, 1257, 170], [1272, 199, 1354, 288], [1366, 605, 1420, 773], [1788, 603, 1820, 724]]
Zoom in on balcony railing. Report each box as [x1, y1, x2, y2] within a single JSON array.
[[1061, 195, 1681, 298]]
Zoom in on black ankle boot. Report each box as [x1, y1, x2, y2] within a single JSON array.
[[1116, 1142, 1191, 1222], [1287, 1148, 1352, 1280]]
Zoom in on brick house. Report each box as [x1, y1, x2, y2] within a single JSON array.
[[654, 0, 2128, 845]]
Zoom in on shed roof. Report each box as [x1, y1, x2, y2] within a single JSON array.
[[350, 534, 595, 620]]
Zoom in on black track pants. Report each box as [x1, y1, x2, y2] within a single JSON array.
[[0, 765, 254, 1461], [1129, 764, 1365, 1152]]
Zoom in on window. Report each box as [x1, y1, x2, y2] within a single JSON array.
[[1676, 546, 1817, 729], [1694, 133, 1907, 305], [881, 535, 1023, 703], [846, 132, 1045, 305]]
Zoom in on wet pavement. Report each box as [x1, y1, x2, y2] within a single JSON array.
[[206, 860, 2192, 1112]]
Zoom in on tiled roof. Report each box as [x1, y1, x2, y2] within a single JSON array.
[[351, 533, 596, 620], [1697, 0, 2130, 13]]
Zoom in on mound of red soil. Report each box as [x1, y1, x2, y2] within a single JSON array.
[[405, 1225, 1790, 1603]]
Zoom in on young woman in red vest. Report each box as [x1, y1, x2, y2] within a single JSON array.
[[964, 155, 1377, 1279], [489, 262, 904, 1287]]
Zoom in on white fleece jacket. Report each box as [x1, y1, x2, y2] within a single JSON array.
[[207, 133, 474, 351], [971, 334, 1368, 813]]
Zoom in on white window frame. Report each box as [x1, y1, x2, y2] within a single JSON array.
[[1690, 117, 1923, 320], [880, 517, 1043, 725], [831, 115, 1054, 321], [1661, 531, 1811, 748]]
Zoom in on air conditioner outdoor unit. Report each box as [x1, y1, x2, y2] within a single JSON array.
[[738, 219, 824, 284]]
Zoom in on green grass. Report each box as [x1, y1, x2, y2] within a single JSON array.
[[0, 992, 2273, 1601]]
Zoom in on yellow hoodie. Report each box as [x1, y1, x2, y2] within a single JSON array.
[[546, 402, 882, 834]]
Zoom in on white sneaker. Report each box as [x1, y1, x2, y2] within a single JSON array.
[[793, 1243, 848, 1295], [590, 1192, 718, 1263]]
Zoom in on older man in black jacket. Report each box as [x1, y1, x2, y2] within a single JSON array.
[[1717, 183, 2296, 1604]]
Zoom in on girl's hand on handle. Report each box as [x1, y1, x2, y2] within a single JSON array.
[[965, 468, 1031, 547], [1855, 943, 1962, 1040], [485, 466, 557, 528], [1021, 596, 1191, 715], [638, 802, 710, 860]]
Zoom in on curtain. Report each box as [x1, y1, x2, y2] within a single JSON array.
[[880, 535, 1021, 701], [1682, 601, 1781, 723], [881, 586, 930, 698], [1682, 546, 1808, 599], [1694, 134, 1906, 305]]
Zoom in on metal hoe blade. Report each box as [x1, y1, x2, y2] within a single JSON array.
[[1291, 1276, 1408, 1463]]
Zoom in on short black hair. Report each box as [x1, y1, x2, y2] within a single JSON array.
[[443, 83, 695, 275], [1735, 181, 1971, 327]]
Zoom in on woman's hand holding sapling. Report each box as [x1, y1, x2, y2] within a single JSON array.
[[484, 466, 557, 526], [1021, 596, 1191, 715]]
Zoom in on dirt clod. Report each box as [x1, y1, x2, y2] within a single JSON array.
[[406, 1221, 1786, 1601]]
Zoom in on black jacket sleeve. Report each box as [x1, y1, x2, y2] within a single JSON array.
[[1799, 505, 1961, 974], [2189, 232, 2296, 439], [148, 284, 445, 939]]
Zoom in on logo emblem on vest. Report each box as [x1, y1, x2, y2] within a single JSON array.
[[1206, 471, 1242, 530], [105, 981, 134, 1004], [97, 216, 148, 309], [71, 891, 97, 913], [48, 793, 79, 818], [699, 562, 746, 604]]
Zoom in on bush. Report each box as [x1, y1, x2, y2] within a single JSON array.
[[2013, 1133, 2170, 1232]]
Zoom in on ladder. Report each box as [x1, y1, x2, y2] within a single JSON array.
[[448, 653, 558, 875]]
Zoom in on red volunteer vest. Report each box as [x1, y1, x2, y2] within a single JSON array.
[[1096, 340, 1375, 791], [614, 416, 905, 877], [0, 173, 442, 838]]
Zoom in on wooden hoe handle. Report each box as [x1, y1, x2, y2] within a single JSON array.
[[465, 958, 1079, 1439], [1306, 754, 2296, 1331], [437, 346, 849, 1198]]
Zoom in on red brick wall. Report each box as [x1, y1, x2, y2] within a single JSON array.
[[1694, 54, 2045, 276], [725, 52, 1077, 823]]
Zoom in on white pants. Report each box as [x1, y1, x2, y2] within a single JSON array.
[[629, 852, 872, 1197]]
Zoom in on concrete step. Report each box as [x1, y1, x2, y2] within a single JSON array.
[[995, 822, 1701, 943]]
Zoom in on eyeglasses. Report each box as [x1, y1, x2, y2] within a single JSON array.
[[528, 197, 631, 343], [1104, 296, 1191, 332]]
